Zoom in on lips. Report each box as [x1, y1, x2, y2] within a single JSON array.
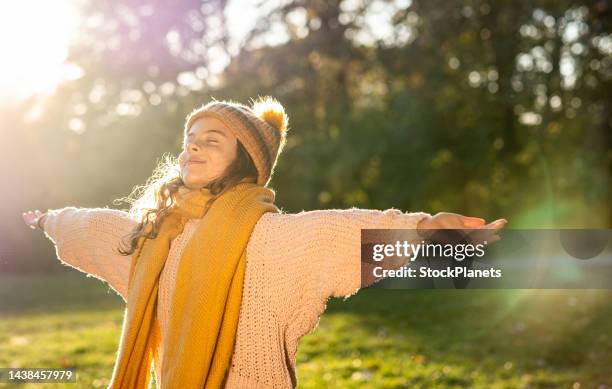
[[187, 159, 206, 165]]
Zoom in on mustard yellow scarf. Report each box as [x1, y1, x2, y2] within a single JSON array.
[[108, 179, 279, 388]]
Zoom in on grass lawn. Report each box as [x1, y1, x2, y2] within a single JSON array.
[[1, 272, 611, 388]]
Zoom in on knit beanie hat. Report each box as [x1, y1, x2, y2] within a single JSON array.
[[183, 96, 289, 187]]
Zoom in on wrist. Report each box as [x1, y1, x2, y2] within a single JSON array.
[[416, 215, 433, 241]]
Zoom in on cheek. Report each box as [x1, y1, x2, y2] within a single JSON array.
[[222, 143, 238, 164], [210, 147, 235, 166]]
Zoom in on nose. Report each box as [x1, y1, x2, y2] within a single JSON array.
[[188, 142, 199, 153]]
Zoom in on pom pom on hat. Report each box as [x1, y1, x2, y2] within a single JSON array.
[[250, 96, 289, 136]]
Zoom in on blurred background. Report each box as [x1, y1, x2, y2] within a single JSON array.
[[0, 0, 611, 387]]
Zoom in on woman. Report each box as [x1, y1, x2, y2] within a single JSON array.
[[23, 96, 507, 388]]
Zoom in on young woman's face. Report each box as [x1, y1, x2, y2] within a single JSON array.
[[179, 116, 238, 189]]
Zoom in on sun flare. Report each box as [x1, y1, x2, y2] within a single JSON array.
[[0, 0, 81, 102]]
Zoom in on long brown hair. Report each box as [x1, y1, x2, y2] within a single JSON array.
[[115, 141, 258, 256]]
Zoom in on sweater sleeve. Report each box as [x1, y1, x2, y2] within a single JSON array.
[[310, 207, 431, 299], [266, 207, 431, 368], [42, 206, 139, 302]]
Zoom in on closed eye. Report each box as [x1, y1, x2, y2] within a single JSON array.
[[183, 138, 217, 148]]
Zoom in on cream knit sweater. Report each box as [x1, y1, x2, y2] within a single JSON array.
[[43, 206, 430, 388]]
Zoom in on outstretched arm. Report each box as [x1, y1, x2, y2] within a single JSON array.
[[316, 209, 509, 297], [40, 207, 138, 302], [261, 207, 430, 369], [312, 207, 431, 299]]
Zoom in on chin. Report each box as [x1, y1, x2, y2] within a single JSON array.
[[183, 177, 209, 189]]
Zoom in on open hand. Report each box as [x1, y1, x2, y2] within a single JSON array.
[[416, 212, 507, 245], [22, 210, 47, 230]]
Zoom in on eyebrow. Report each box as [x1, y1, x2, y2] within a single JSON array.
[[187, 129, 227, 139]]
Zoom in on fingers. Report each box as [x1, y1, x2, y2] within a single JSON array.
[[462, 216, 486, 227], [22, 210, 44, 229], [465, 221, 504, 244], [490, 218, 508, 225], [466, 218, 507, 228], [488, 219, 508, 231], [472, 219, 507, 231], [484, 220, 507, 245], [420, 214, 508, 246], [460, 215, 507, 229]]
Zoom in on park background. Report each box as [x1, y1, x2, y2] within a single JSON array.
[[0, 0, 610, 387]]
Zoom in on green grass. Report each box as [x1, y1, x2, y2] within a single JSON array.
[[1, 272, 611, 388]]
